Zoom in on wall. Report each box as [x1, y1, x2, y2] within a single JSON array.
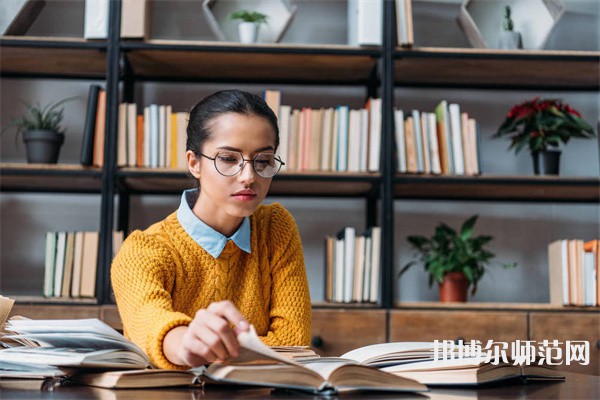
[[1, 0, 598, 303]]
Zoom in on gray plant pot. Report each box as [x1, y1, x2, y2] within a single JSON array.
[[22, 129, 64, 164], [498, 30, 523, 50]]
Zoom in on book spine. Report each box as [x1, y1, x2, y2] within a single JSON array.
[[80, 85, 101, 166]]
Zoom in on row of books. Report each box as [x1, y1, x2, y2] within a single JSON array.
[[324, 227, 382, 304], [548, 239, 599, 307], [395, 102, 481, 176], [265, 90, 382, 173], [43, 231, 123, 299], [116, 102, 189, 169]]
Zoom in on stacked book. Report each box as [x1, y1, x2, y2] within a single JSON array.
[[548, 239, 599, 307], [395, 101, 481, 176], [43, 231, 123, 299], [324, 226, 381, 304]]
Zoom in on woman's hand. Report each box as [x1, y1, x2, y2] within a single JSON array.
[[163, 300, 250, 367]]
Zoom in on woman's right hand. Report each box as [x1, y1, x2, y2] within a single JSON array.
[[163, 300, 250, 367]]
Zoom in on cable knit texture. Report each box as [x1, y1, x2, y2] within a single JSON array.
[[111, 203, 311, 370]]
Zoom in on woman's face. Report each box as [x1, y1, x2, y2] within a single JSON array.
[[187, 112, 277, 236]]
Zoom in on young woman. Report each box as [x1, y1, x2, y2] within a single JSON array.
[[111, 90, 311, 370]]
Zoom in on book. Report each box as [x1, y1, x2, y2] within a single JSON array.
[[84, 0, 110, 39], [548, 239, 569, 306], [92, 89, 107, 168], [79, 231, 99, 298], [43, 232, 57, 297], [341, 342, 564, 386], [0, 0, 45, 35], [80, 85, 101, 166], [347, 0, 382, 46], [120, 0, 149, 39], [66, 326, 425, 394], [2, 318, 150, 369]]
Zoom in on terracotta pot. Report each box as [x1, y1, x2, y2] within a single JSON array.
[[439, 271, 469, 302]]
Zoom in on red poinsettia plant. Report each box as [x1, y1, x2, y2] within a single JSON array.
[[494, 97, 595, 154]]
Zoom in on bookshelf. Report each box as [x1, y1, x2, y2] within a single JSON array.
[[1, 0, 598, 372]]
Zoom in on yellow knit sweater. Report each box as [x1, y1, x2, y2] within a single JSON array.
[[111, 203, 311, 370]]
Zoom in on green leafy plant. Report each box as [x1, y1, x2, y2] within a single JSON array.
[[1, 97, 77, 143], [502, 5, 514, 32], [228, 10, 268, 25], [399, 215, 516, 295], [493, 97, 595, 154]]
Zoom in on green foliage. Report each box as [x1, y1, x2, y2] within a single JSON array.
[[494, 98, 596, 154], [228, 10, 268, 25], [503, 5, 514, 31], [1, 97, 77, 143], [399, 215, 516, 295]]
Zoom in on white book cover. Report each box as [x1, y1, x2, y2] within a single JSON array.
[[561, 239, 569, 305], [334, 237, 345, 303], [149, 104, 159, 168], [320, 108, 334, 171], [176, 112, 189, 169], [395, 0, 408, 45], [288, 110, 300, 171], [347, 109, 361, 172], [143, 106, 150, 167], [427, 112, 441, 174], [116, 103, 127, 167], [347, 0, 382, 46], [336, 106, 349, 172], [43, 232, 57, 298], [448, 103, 465, 175], [362, 235, 372, 302], [53, 232, 67, 298], [278, 105, 291, 172], [369, 226, 382, 303], [583, 252, 596, 306], [368, 98, 382, 172], [158, 105, 167, 168], [394, 109, 406, 173], [71, 231, 85, 298], [343, 227, 356, 303], [127, 103, 137, 167], [411, 110, 423, 173], [359, 108, 369, 172], [83, 0, 109, 39]]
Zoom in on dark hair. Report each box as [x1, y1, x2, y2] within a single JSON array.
[[186, 90, 279, 153]]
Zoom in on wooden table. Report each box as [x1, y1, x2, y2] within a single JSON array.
[[0, 372, 597, 399]]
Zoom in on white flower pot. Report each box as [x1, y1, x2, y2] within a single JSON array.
[[498, 30, 523, 49], [238, 22, 258, 44]]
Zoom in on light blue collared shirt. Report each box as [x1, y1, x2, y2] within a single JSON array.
[[176, 189, 251, 259]]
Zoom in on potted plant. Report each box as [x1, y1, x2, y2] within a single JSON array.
[[497, 5, 522, 49], [1, 97, 76, 164], [494, 97, 595, 175], [399, 215, 516, 302], [228, 10, 268, 44]]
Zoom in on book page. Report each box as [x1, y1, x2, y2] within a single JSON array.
[[231, 325, 300, 366], [341, 342, 436, 364]]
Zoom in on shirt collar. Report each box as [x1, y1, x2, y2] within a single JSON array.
[[176, 189, 251, 258]]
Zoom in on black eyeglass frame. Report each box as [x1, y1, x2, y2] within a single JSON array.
[[196, 151, 285, 178]]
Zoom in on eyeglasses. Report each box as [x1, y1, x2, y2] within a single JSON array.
[[197, 151, 285, 178]]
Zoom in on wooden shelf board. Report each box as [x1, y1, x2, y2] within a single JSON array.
[[10, 295, 98, 305], [393, 174, 600, 202], [0, 163, 102, 192], [394, 48, 600, 89], [123, 41, 378, 83], [394, 301, 600, 312], [118, 168, 380, 197], [1, 36, 107, 78], [312, 301, 381, 309]]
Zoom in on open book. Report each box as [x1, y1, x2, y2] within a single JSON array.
[[70, 326, 427, 394], [1, 318, 150, 370], [340, 342, 565, 386]]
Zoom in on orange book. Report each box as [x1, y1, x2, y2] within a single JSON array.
[[404, 117, 417, 173], [92, 89, 106, 168], [136, 115, 144, 167]]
